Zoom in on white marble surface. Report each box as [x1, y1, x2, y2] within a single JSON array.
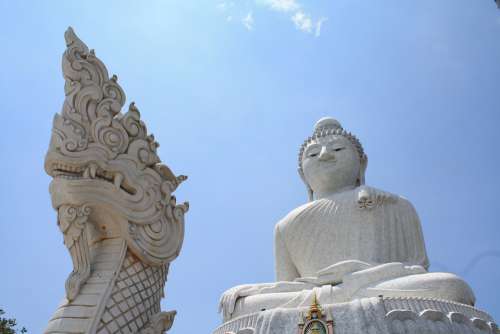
[[44, 28, 187, 334], [219, 118, 476, 322], [214, 297, 498, 334]]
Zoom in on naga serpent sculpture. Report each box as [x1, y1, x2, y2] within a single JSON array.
[[44, 28, 188, 334]]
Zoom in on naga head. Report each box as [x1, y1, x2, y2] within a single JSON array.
[[45, 27, 188, 266]]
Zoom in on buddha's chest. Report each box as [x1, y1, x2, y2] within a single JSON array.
[[284, 199, 385, 240], [281, 199, 389, 273]]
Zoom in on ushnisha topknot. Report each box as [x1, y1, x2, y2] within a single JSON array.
[[297, 117, 367, 180]]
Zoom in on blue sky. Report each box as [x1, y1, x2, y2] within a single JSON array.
[[0, 0, 499, 332]]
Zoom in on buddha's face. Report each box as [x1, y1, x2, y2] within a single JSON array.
[[302, 135, 361, 197]]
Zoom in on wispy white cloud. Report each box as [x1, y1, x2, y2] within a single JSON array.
[[260, 0, 299, 12], [292, 11, 313, 33], [218, 0, 327, 37], [217, 1, 234, 11], [242, 12, 254, 30], [266, 1, 327, 37], [315, 17, 328, 37]]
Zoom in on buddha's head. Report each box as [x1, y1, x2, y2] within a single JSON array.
[[298, 117, 367, 201]]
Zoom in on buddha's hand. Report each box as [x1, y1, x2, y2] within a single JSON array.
[[309, 260, 373, 285], [342, 262, 427, 293], [219, 284, 265, 319], [218, 282, 314, 319], [357, 186, 398, 210]]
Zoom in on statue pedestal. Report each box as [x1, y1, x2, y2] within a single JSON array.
[[213, 297, 498, 334]]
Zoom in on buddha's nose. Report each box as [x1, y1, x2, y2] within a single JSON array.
[[318, 147, 335, 161]]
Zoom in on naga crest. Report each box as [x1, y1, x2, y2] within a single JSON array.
[[45, 27, 188, 305]]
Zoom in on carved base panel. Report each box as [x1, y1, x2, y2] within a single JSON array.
[[213, 297, 498, 334]]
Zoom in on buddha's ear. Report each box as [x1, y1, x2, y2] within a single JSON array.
[[358, 155, 368, 186], [307, 187, 314, 202], [298, 167, 314, 202]]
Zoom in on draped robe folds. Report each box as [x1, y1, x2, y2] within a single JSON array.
[[275, 187, 428, 281], [227, 187, 475, 320]]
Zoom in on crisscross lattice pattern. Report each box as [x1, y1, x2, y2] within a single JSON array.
[[97, 250, 167, 334]]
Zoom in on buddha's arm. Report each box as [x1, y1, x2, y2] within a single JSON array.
[[219, 281, 314, 320], [412, 206, 430, 269], [219, 226, 308, 319], [274, 224, 300, 281], [357, 186, 429, 269], [395, 198, 429, 269]]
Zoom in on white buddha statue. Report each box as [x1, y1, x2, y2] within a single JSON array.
[[219, 117, 475, 322]]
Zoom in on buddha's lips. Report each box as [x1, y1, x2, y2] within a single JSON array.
[[318, 160, 337, 165]]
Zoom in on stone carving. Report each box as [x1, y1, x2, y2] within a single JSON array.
[[44, 28, 188, 334], [215, 117, 495, 334], [140, 312, 177, 334], [384, 299, 499, 334], [58, 204, 92, 301], [297, 294, 334, 334], [385, 306, 499, 333], [213, 296, 498, 334]]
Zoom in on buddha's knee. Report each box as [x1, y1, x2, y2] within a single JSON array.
[[370, 272, 475, 305], [425, 272, 476, 305]]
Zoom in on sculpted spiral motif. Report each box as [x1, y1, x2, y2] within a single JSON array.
[[92, 116, 129, 155], [133, 213, 185, 265], [121, 103, 147, 139], [60, 208, 85, 233], [47, 25, 189, 280], [57, 28, 127, 156], [44, 27, 188, 334], [96, 97, 122, 120], [60, 117, 89, 153]]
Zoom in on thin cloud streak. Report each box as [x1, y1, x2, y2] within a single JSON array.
[[263, 0, 328, 37], [216, 1, 234, 11], [261, 0, 299, 12], [315, 17, 327, 37], [218, 0, 327, 37], [242, 12, 254, 30]]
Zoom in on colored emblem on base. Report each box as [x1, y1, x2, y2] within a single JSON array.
[[298, 294, 334, 334]]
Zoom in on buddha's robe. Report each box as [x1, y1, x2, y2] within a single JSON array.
[[276, 187, 428, 281], [226, 187, 474, 320]]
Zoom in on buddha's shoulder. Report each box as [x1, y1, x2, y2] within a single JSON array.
[[276, 186, 417, 230], [275, 200, 320, 230], [355, 185, 415, 210]]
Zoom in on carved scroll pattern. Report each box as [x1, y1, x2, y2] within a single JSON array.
[[60, 27, 126, 158], [128, 193, 188, 266], [57, 27, 161, 165], [58, 204, 92, 301], [45, 28, 188, 333], [47, 27, 189, 266]]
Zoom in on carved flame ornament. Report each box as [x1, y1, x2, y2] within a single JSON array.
[[44, 27, 188, 334], [298, 294, 334, 334]]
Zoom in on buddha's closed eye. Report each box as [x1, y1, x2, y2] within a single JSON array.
[[306, 147, 321, 157], [307, 147, 344, 158]]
